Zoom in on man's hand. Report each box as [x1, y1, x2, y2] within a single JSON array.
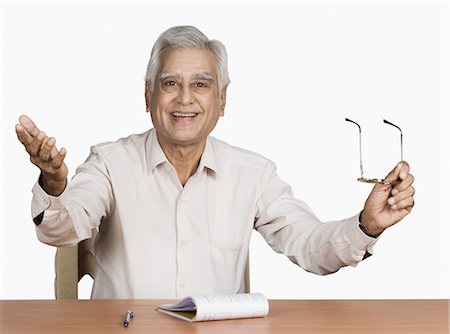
[[15, 115, 68, 196], [360, 161, 415, 237]]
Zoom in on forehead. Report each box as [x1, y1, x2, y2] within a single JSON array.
[[159, 48, 217, 77]]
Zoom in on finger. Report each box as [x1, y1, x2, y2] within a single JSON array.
[[15, 124, 33, 147], [38, 133, 59, 159], [50, 147, 67, 169], [49, 139, 59, 158], [38, 137, 54, 161], [19, 114, 41, 137], [388, 185, 415, 207], [27, 131, 46, 157], [391, 174, 414, 195], [390, 195, 415, 212]]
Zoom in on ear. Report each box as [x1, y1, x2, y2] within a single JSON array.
[[219, 88, 227, 117], [145, 82, 152, 113]]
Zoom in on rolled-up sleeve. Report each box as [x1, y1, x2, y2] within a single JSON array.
[[30, 148, 115, 247], [254, 164, 379, 275]]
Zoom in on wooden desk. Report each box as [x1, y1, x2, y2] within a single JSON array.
[[0, 299, 448, 333]]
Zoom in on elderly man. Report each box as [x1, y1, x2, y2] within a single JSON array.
[[16, 26, 415, 299]]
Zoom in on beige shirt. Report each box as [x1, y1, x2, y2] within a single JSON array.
[[32, 129, 378, 299]]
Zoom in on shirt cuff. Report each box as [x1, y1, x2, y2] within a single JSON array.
[[345, 213, 380, 258], [31, 179, 70, 219]]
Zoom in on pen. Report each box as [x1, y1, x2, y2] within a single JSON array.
[[123, 310, 134, 327]]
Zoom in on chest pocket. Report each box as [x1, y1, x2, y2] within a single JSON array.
[[206, 186, 254, 252]]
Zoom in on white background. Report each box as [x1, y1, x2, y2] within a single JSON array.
[[1, 1, 449, 300]]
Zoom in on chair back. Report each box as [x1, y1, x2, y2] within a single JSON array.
[[54, 229, 97, 299], [244, 255, 251, 293]]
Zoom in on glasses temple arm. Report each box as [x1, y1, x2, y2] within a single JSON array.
[[345, 118, 365, 178], [383, 119, 403, 162]]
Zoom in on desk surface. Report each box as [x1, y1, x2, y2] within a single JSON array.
[[1, 299, 448, 334]]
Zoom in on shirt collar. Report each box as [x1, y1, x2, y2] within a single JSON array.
[[145, 129, 220, 175], [198, 136, 220, 175], [145, 129, 169, 174]]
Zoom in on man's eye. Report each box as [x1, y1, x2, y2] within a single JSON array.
[[194, 82, 209, 88], [164, 80, 177, 86]]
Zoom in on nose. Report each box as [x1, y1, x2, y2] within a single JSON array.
[[178, 85, 193, 106]]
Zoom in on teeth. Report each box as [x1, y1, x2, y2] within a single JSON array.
[[171, 112, 198, 117]]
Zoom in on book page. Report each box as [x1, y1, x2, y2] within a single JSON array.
[[157, 293, 269, 322], [159, 298, 197, 311], [193, 293, 269, 321]]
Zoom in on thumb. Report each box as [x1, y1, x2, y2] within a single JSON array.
[[386, 162, 403, 180], [389, 161, 410, 180], [375, 161, 404, 188]]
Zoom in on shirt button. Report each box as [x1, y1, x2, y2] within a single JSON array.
[[180, 239, 187, 246], [180, 281, 186, 287]]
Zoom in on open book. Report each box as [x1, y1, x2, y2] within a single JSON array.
[[156, 293, 269, 322]]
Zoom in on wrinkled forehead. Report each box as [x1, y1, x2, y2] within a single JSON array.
[[158, 48, 218, 80]]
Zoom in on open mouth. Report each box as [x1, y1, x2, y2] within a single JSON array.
[[170, 112, 199, 118]]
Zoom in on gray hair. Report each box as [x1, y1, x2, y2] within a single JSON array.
[[145, 26, 230, 91]]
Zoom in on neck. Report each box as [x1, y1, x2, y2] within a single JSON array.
[[158, 137, 206, 187]]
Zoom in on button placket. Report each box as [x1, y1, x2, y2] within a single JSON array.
[[175, 192, 192, 296]]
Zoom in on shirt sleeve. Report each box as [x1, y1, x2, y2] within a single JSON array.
[[254, 163, 379, 275], [30, 147, 115, 247]]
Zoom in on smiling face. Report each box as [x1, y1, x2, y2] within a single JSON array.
[[145, 48, 226, 149]]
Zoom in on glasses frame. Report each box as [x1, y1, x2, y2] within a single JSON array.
[[345, 118, 403, 186]]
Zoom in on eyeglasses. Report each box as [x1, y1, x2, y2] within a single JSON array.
[[345, 118, 403, 186]]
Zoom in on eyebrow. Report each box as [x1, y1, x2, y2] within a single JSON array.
[[157, 72, 177, 80], [192, 73, 214, 81], [157, 72, 214, 81]]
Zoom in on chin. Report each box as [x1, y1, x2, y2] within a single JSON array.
[[170, 133, 202, 146]]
